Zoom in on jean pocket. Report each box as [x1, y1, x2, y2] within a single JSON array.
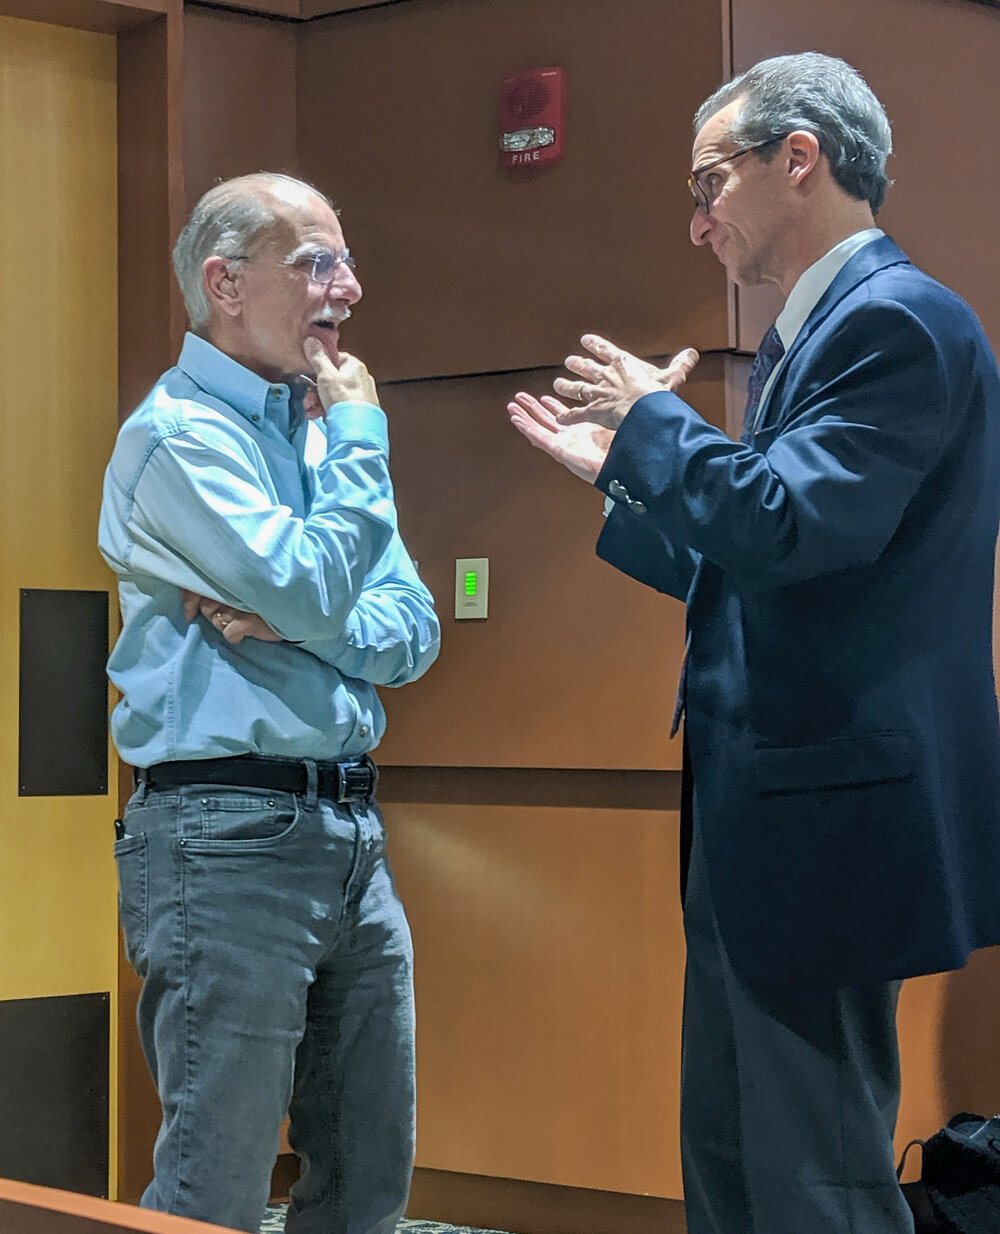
[[114, 832, 149, 971], [184, 788, 303, 851]]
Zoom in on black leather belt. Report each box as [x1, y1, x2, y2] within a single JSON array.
[[136, 754, 378, 803]]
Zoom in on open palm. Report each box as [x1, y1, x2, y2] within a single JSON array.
[[507, 391, 614, 484]]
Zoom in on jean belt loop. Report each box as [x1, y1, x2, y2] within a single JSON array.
[[302, 758, 319, 809], [133, 767, 149, 803]]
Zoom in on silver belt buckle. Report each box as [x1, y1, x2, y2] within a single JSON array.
[[337, 758, 375, 803]]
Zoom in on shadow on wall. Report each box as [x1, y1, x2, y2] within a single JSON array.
[[940, 946, 1000, 1116]]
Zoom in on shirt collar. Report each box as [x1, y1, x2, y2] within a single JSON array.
[[775, 228, 884, 352], [177, 332, 293, 434]]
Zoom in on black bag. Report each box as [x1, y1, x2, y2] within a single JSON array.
[[898, 1112, 1000, 1234]]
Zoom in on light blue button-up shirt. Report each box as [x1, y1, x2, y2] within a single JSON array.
[[99, 332, 440, 767]]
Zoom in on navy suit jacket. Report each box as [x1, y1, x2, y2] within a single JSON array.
[[596, 236, 1000, 989]]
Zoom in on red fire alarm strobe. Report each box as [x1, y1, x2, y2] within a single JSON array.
[[500, 67, 565, 168]]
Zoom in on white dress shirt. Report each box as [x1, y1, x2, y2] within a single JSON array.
[[751, 227, 884, 431]]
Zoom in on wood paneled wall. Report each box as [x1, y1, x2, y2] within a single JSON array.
[[297, 0, 729, 381], [117, 4, 184, 411], [373, 362, 730, 770], [293, 0, 730, 774], [389, 800, 686, 1196], [181, 6, 297, 210]]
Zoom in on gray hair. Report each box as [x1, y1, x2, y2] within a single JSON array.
[[694, 53, 893, 213], [172, 173, 335, 327]]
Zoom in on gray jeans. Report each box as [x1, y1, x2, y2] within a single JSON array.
[[115, 770, 414, 1234]]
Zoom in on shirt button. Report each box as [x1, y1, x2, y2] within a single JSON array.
[[251, 413, 260, 422], [359, 725, 369, 737], [269, 386, 283, 398]]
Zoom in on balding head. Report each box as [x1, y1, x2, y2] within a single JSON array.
[[173, 172, 362, 383], [173, 174, 335, 327]]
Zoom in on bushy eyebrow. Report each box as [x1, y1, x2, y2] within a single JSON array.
[[282, 242, 332, 266]]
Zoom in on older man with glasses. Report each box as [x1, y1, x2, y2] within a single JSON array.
[[100, 173, 440, 1234], [509, 52, 1000, 1234]]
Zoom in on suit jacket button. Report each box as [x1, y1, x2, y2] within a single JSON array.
[[608, 479, 628, 502], [630, 501, 647, 515]]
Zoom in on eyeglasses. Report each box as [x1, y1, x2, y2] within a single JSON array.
[[224, 249, 357, 285], [298, 249, 357, 285], [687, 136, 785, 214]]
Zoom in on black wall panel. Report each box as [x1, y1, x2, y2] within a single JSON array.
[[0, 992, 110, 1197], [19, 589, 109, 797]]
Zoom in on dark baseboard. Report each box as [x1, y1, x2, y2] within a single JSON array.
[[273, 1160, 939, 1234], [407, 1168, 686, 1234], [271, 1158, 684, 1233]]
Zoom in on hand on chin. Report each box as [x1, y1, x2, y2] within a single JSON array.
[[304, 327, 340, 369]]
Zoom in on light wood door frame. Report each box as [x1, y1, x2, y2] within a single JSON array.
[[0, 0, 183, 1202]]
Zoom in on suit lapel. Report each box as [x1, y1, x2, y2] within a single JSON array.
[[758, 236, 913, 432], [789, 235, 911, 353]]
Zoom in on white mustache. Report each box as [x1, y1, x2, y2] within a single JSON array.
[[314, 306, 352, 324]]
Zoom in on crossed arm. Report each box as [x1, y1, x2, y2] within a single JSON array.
[[180, 589, 279, 644], [138, 340, 438, 680]]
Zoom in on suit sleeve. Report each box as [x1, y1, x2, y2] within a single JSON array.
[[596, 300, 946, 590], [596, 503, 700, 601]]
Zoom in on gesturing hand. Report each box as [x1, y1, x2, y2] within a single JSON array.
[[506, 392, 614, 484], [180, 590, 281, 645], [552, 334, 700, 429], [303, 337, 380, 411]]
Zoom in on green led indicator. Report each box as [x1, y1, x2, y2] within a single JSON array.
[[464, 571, 478, 597]]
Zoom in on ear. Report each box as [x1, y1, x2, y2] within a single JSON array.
[[202, 255, 243, 320], [785, 129, 822, 189]]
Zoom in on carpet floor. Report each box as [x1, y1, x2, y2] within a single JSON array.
[[261, 1207, 510, 1234]]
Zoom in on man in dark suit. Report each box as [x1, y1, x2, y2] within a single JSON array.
[[508, 52, 1000, 1234]]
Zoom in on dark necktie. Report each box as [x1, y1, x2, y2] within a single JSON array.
[[743, 323, 785, 440]]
